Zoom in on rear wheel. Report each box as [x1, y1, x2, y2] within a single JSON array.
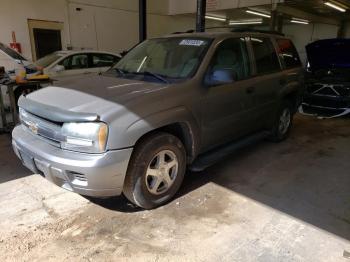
[[269, 101, 293, 142], [123, 132, 186, 209]]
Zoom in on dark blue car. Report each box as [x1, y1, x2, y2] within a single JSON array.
[[301, 38, 350, 117]]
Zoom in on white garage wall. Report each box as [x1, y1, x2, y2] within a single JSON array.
[[0, 0, 69, 60], [0, 0, 211, 60], [344, 22, 350, 38], [0, 0, 342, 63], [68, 2, 217, 54], [283, 23, 339, 65]]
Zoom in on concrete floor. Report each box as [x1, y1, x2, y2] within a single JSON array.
[[0, 114, 349, 261]]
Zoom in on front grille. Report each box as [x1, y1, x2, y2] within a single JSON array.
[[307, 83, 350, 97], [19, 108, 64, 147], [303, 95, 350, 109]]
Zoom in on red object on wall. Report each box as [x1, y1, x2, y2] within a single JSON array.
[[9, 42, 22, 53], [10, 31, 22, 53]]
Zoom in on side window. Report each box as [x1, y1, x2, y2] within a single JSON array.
[[251, 37, 280, 74], [91, 54, 118, 68], [69, 54, 89, 70], [276, 38, 301, 69], [58, 56, 71, 69], [206, 38, 251, 82]]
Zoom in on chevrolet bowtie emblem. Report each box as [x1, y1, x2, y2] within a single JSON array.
[[28, 122, 38, 135]]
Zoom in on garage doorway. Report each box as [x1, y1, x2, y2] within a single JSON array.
[[33, 28, 62, 59], [28, 19, 64, 61]]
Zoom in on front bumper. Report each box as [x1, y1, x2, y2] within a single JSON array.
[[12, 125, 133, 197]]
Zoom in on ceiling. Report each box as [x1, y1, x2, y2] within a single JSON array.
[[205, 0, 350, 26], [283, 0, 350, 20]]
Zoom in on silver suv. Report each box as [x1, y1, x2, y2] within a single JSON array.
[[12, 31, 303, 209]]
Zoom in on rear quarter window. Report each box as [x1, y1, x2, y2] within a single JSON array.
[[276, 38, 301, 69]]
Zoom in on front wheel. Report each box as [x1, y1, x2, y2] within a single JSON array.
[[123, 132, 186, 209], [269, 101, 293, 142]]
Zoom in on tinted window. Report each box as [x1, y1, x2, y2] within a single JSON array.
[[251, 37, 280, 74], [92, 54, 118, 68], [276, 38, 301, 69], [59, 56, 71, 68], [206, 38, 251, 82], [59, 54, 88, 70]]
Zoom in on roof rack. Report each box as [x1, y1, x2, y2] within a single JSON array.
[[171, 27, 285, 36], [172, 29, 195, 34], [230, 28, 285, 36], [204, 26, 284, 36]]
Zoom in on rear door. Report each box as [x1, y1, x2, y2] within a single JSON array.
[[201, 37, 258, 150], [247, 36, 284, 130], [275, 38, 303, 107]]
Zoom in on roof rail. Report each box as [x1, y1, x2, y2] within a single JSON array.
[[231, 28, 285, 36], [172, 29, 195, 34], [171, 27, 285, 36]]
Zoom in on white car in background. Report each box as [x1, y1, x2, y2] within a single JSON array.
[[35, 50, 121, 78]]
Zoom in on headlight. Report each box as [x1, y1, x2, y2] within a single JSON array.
[[61, 122, 108, 153]]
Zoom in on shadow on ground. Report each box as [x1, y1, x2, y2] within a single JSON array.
[[93, 115, 350, 241], [0, 134, 31, 184], [1, 115, 349, 242]]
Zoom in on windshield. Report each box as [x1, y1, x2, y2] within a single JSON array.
[[0, 43, 27, 61], [113, 37, 211, 81], [35, 52, 63, 68]]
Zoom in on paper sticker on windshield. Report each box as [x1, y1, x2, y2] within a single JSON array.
[[179, 39, 206, 46]]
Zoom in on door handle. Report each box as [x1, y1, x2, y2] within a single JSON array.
[[246, 86, 255, 94]]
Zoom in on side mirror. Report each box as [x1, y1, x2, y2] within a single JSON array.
[[205, 69, 235, 86], [53, 64, 65, 72]]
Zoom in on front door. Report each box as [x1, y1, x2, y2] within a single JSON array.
[[201, 38, 257, 151], [52, 53, 90, 78]]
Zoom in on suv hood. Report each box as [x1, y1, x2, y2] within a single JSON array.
[[306, 39, 350, 70], [22, 74, 166, 122]]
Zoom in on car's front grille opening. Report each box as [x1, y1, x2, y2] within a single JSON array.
[[19, 109, 64, 148], [67, 171, 88, 187]]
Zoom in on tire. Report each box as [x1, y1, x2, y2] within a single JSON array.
[[269, 101, 293, 142], [123, 132, 186, 209]]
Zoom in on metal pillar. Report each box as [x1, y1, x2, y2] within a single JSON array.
[[277, 14, 284, 33], [270, 10, 278, 31], [139, 0, 147, 42], [196, 0, 206, 32], [338, 21, 346, 38]]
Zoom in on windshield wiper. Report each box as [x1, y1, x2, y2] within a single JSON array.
[[138, 71, 169, 84], [114, 69, 169, 83], [114, 68, 128, 76]]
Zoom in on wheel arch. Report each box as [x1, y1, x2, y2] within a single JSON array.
[[124, 107, 200, 163]]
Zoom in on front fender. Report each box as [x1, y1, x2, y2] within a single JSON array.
[[107, 106, 200, 153]]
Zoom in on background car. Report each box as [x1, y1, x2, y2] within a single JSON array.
[[302, 38, 350, 117], [34, 50, 121, 78]]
